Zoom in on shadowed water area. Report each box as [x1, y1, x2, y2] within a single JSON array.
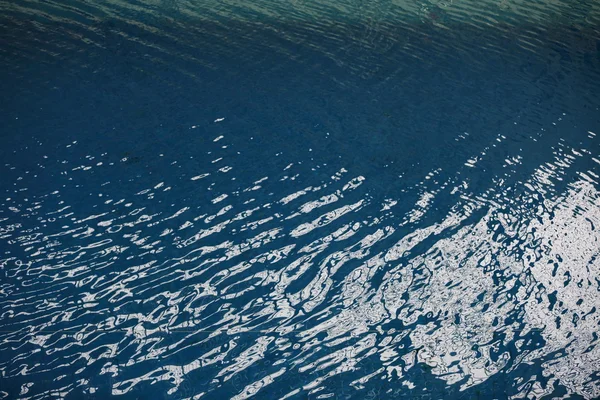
[[1, 0, 600, 398]]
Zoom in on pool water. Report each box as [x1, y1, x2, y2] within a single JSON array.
[[1, 0, 599, 398]]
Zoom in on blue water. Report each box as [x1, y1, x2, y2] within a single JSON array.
[[1, 0, 600, 398]]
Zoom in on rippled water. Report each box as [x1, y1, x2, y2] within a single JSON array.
[[1, 0, 600, 398]]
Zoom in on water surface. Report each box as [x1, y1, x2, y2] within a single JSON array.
[[1, 0, 600, 398]]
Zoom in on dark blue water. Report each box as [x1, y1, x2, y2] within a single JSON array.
[[1, 0, 600, 398]]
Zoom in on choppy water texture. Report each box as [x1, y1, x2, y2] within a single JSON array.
[[1, 0, 600, 398]]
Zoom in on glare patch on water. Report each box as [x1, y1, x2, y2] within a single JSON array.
[[1, 115, 599, 398]]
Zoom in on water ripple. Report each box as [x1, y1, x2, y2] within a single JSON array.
[[1, 0, 600, 398]]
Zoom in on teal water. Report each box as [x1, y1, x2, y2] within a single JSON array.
[[1, 0, 600, 398]]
